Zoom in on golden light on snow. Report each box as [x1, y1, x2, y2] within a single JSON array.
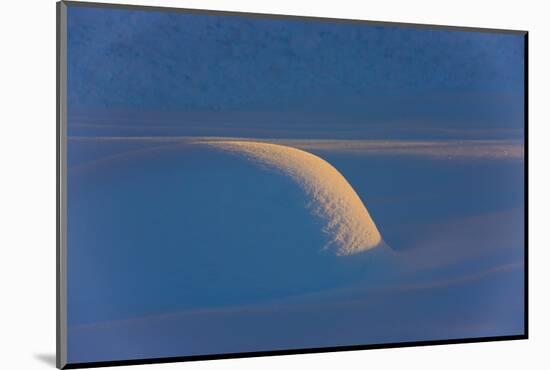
[[202, 140, 382, 256]]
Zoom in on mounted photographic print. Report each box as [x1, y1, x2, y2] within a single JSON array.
[[56, 1, 528, 368]]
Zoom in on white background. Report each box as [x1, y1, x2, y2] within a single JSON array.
[[1, 0, 548, 369]]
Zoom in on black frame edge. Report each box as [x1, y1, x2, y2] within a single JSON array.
[[63, 334, 527, 369], [57, 1, 68, 369], [56, 1, 60, 367], [56, 2, 61, 368], [523, 32, 529, 338], [62, 0, 527, 35]]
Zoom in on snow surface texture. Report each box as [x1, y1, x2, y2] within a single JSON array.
[[201, 140, 382, 255]]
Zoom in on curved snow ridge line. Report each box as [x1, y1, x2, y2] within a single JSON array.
[[200, 140, 382, 256]]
